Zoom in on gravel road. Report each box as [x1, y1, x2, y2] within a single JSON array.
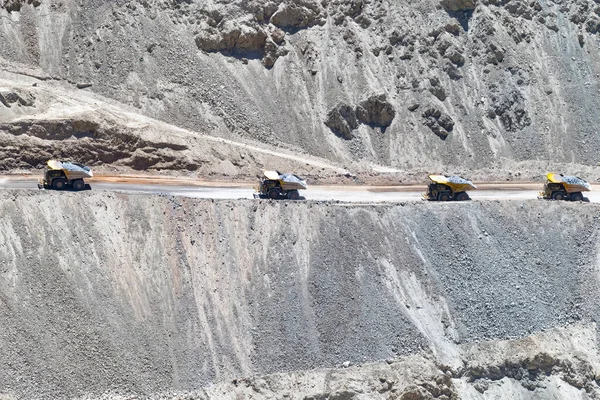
[[1, 176, 597, 203]]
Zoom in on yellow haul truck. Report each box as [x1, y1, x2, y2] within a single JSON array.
[[254, 170, 307, 200], [423, 174, 477, 201], [38, 160, 93, 191], [538, 173, 590, 201]]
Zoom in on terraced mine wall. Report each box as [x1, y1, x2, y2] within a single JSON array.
[[1, 191, 600, 399], [3, 0, 600, 174]]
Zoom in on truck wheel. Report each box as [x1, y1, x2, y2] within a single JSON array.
[[287, 190, 300, 200], [455, 192, 469, 201], [570, 192, 583, 202], [267, 188, 280, 199], [72, 179, 85, 191], [438, 192, 451, 202], [552, 191, 565, 201], [52, 178, 67, 190]]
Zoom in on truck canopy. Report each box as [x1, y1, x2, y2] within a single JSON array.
[[263, 170, 307, 190], [428, 174, 477, 191], [47, 160, 93, 178], [546, 173, 590, 192]]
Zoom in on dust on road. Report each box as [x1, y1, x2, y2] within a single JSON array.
[[1, 175, 598, 203]]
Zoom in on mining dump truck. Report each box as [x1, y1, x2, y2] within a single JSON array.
[[254, 170, 307, 200], [538, 173, 590, 201], [38, 160, 93, 191], [423, 174, 477, 201]]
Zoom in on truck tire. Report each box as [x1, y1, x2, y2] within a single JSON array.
[[570, 192, 583, 202], [438, 192, 451, 202], [72, 179, 85, 191], [287, 190, 300, 200], [267, 188, 280, 200], [52, 178, 67, 190], [455, 192, 469, 201], [552, 191, 566, 201]]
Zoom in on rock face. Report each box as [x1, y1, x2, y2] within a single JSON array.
[[194, 18, 288, 67], [195, 24, 268, 53], [422, 106, 455, 139], [324, 94, 395, 138], [0, 118, 200, 171], [356, 94, 396, 128], [324, 103, 358, 139], [0, 89, 35, 107], [270, 1, 326, 29], [1, 0, 600, 175], [441, 0, 478, 11], [0, 0, 40, 12], [2, 193, 600, 398]]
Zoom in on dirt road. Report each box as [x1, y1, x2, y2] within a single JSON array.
[[0, 175, 598, 203]]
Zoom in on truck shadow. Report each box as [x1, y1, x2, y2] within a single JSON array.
[[45, 184, 93, 192], [254, 194, 306, 201]]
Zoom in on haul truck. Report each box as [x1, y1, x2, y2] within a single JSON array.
[[38, 160, 93, 191], [254, 170, 307, 200], [423, 174, 477, 201], [538, 173, 590, 201]]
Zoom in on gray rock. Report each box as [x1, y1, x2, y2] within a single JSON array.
[[325, 103, 359, 139], [195, 23, 267, 53], [422, 107, 454, 139], [2, 0, 41, 13], [0, 89, 35, 107], [356, 94, 396, 128], [440, 0, 477, 12], [270, 1, 325, 29], [429, 85, 447, 102]]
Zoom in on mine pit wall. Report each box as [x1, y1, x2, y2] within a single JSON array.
[[3, 1, 600, 172], [0, 191, 599, 398]]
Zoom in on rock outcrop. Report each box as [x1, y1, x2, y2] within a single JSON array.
[[2, 194, 600, 399], [0, 0, 40, 12], [356, 94, 396, 128], [195, 22, 268, 53], [270, 0, 326, 29], [2, 0, 600, 180], [324, 103, 358, 139], [0, 118, 198, 171], [441, 0, 478, 12], [194, 19, 289, 68], [325, 94, 396, 139], [422, 106, 455, 139], [0, 89, 35, 108]]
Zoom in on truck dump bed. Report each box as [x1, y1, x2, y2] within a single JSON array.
[[545, 173, 590, 193], [427, 174, 477, 192], [46, 160, 93, 180], [262, 170, 307, 191]]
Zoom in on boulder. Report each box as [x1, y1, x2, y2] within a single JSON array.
[[262, 40, 288, 68], [1, 0, 41, 13], [325, 104, 358, 139], [356, 94, 396, 128], [407, 103, 420, 112], [270, 1, 325, 29], [422, 107, 454, 139], [195, 21, 267, 53], [440, 0, 477, 11], [236, 25, 268, 51], [0, 89, 35, 108], [195, 26, 238, 52]]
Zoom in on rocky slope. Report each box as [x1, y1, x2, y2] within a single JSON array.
[[0, 69, 353, 183], [1, 191, 600, 398], [1, 0, 600, 179]]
